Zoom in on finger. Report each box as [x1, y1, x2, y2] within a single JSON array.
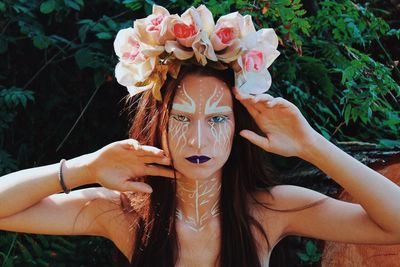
[[109, 180, 153, 193], [241, 101, 260, 119], [120, 139, 166, 157], [251, 94, 274, 104], [136, 145, 165, 157], [234, 92, 260, 118], [251, 94, 275, 112], [240, 130, 270, 151], [120, 139, 141, 150], [232, 86, 240, 96], [232, 87, 258, 100], [123, 181, 153, 193], [144, 165, 179, 179], [265, 97, 288, 108], [141, 156, 171, 166]]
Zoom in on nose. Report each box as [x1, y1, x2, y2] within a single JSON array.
[[188, 119, 206, 150]]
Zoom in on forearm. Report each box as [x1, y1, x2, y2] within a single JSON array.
[[301, 131, 400, 234], [0, 154, 93, 218]]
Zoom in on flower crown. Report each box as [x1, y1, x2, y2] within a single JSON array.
[[114, 4, 280, 101]]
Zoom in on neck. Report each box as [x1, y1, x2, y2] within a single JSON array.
[[175, 173, 222, 233]]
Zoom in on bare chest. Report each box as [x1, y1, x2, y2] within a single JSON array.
[[125, 220, 279, 267], [174, 225, 277, 267], [112, 202, 284, 266], [174, 221, 221, 267], [175, 239, 220, 267]]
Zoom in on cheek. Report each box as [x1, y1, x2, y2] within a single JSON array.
[[209, 120, 235, 156], [168, 119, 189, 154]]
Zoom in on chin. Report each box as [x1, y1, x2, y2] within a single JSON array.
[[178, 167, 220, 180]]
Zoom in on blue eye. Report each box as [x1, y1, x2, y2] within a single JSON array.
[[172, 114, 190, 123], [210, 115, 228, 124]]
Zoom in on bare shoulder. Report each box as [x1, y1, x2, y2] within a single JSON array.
[[247, 186, 289, 245], [0, 186, 124, 238], [0, 186, 137, 262], [251, 185, 327, 209], [248, 185, 328, 241], [87, 188, 138, 262], [253, 185, 400, 245]]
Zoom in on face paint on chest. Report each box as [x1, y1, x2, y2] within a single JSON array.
[[175, 177, 221, 232]]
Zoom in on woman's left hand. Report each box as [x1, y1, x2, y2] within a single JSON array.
[[233, 87, 319, 158]]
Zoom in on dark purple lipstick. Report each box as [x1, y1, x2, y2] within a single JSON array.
[[185, 155, 211, 164]]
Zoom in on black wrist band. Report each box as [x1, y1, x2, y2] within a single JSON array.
[[58, 159, 71, 194]]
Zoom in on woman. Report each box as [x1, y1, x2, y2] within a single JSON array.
[[2, 5, 400, 267]]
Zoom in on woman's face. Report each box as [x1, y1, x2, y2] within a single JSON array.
[[166, 73, 235, 180]]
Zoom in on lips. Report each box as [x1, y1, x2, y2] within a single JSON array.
[[185, 155, 211, 164]]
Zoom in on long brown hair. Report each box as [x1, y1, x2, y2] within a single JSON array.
[[115, 64, 300, 266]]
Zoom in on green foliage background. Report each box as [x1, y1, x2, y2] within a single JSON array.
[[0, 0, 399, 266]]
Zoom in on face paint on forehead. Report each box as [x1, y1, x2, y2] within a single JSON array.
[[172, 84, 196, 113], [173, 81, 232, 115], [205, 86, 233, 115]]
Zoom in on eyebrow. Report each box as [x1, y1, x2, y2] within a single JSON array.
[[172, 103, 233, 114], [171, 85, 233, 115], [205, 87, 232, 115], [172, 85, 196, 114], [205, 106, 233, 114], [171, 103, 195, 113]]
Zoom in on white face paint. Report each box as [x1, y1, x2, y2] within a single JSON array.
[[175, 178, 221, 232], [205, 88, 234, 155], [167, 74, 234, 179], [166, 73, 235, 233]]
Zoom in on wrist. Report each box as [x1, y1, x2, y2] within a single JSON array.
[[299, 131, 328, 163], [62, 154, 96, 189]]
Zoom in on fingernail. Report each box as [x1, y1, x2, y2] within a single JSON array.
[[141, 185, 153, 193], [240, 130, 248, 137], [144, 188, 153, 193]]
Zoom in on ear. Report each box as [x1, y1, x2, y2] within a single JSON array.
[[161, 129, 171, 158]]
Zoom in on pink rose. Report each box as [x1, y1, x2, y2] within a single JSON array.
[[240, 28, 280, 69], [241, 50, 265, 72], [166, 5, 216, 63], [114, 28, 145, 64], [133, 5, 175, 46], [173, 23, 197, 39], [169, 6, 201, 48], [209, 12, 257, 63], [210, 12, 254, 52], [121, 37, 141, 61], [235, 29, 280, 94], [114, 27, 163, 91], [216, 27, 235, 44], [148, 14, 164, 31]]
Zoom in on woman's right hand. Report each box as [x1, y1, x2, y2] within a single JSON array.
[[83, 139, 177, 193]]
